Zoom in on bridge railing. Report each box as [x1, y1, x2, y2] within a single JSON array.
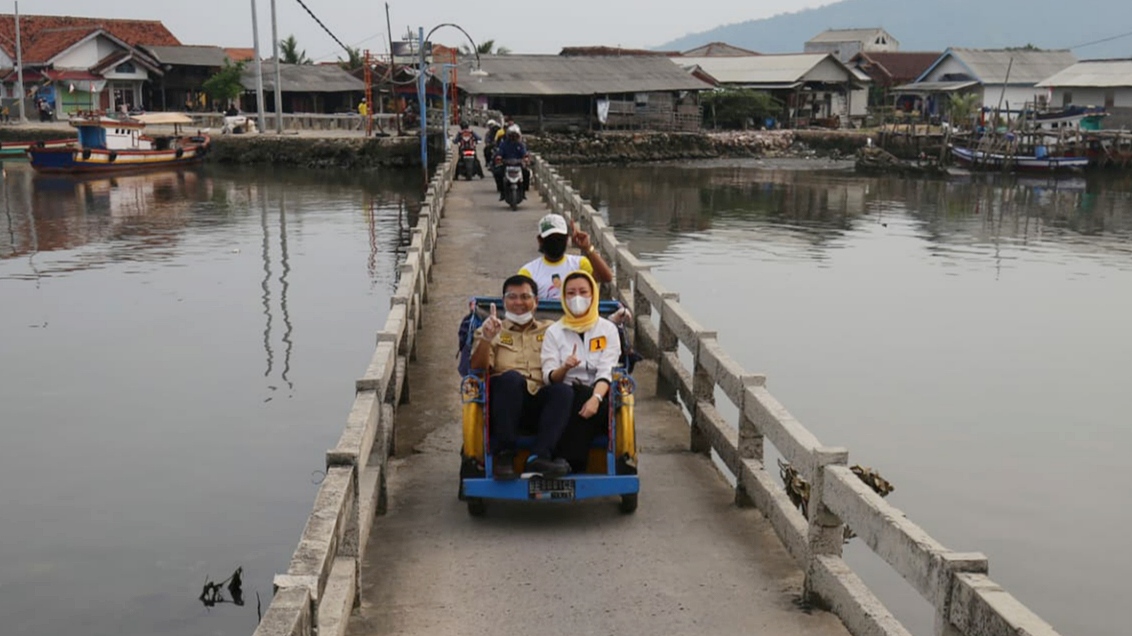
[[252, 153, 456, 636], [530, 156, 1061, 636]]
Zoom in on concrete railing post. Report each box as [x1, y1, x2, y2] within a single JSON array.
[[804, 446, 849, 606], [654, 292, 680, 400], [690, 333, 720, 455], [734, 374, 767, 507]]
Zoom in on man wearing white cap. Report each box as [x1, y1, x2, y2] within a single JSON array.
[[518, 213, 613, 301]]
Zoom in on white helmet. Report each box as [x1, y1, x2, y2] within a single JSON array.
[[507, 124, 521, 136], [486, 119, 499, 127]]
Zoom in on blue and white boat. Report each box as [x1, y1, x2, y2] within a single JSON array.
[[27, 112, 210, 174]]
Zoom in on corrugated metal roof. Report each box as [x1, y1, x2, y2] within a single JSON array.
[[680, 42, 760, 57], [893, 80, 979, 93], [144, 45, 228, 67], [461, 54, 712, 96], [241, 61, 364, 93], [807, 28, 888, 44], [676, 54, 843, 84], [946, 48, 1077, 84], [1035, 58, 1132, 87]]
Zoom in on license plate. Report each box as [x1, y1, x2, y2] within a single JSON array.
[[528, 478, 575, 500]]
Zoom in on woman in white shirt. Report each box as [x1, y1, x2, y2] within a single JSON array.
[[541, 270, 622, 472]]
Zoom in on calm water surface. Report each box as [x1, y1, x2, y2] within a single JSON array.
[[0, 162, 420, 636], [566, 160, 1131, 636]]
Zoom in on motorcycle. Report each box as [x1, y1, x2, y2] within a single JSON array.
[[455, 148, 482, 180], [502, 159, 525, 210]]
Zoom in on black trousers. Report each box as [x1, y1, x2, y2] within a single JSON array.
[[488, 371, 572, 459], [555, 384, 611, 473]]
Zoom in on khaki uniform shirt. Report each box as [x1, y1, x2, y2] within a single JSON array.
[[475, 318, 552, 395]]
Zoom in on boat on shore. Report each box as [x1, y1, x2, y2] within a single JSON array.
[[0, 138, 77, 157], [26, 112, 209, 174], [949, 145, 1089, 172]]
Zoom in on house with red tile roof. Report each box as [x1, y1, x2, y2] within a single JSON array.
[[0, 14, 180, 117]]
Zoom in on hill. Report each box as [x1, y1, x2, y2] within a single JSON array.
[[659, 0, 1132, 60]]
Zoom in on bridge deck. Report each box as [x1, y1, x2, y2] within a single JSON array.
[[345, 175, 849, 636]]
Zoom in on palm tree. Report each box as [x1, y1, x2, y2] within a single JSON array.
[[947, 92, 981, 129], [338, 46, 364, 72], [279, 35, 311, 65], [460, 39, 510, 55]]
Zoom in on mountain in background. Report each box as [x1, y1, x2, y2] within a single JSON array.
[[659, 0, 1132, 60]]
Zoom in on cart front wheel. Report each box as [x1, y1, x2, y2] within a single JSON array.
[[467, 497, 486, 517], [619, 493, 638, 514]]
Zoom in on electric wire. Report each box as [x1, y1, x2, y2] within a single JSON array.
[[292, 0, 350, 54], [1066, 29, 1132, 50]]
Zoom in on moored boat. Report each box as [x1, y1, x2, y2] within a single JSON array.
[[949, 145, 1089, 172], [0, 138, 77, 157], [26, 112, 210, 174]]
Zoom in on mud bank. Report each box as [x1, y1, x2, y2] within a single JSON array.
[[208, 134, 424, 168]]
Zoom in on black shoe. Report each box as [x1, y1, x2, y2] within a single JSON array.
[[492, 451, 517, 480], [525, 455, 570, 479]]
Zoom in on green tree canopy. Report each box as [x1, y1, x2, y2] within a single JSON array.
[[702, 88, 782, 129], [947, 92, 981, 126], [280, 35, 310, 64], [202, 60, 246, 104], [338, 46, 364, 71], [460, 39, 510, 55]]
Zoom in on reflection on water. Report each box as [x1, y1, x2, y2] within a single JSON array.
[[0, 162, 419, 636], [567, 160, 1131, 636]]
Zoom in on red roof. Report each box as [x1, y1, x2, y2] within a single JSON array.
[[852, 51, 942, 86], [0, 14, 180, 64], [224, 47, 256, 62]]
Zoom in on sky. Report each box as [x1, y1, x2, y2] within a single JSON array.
[[13, 0, 834, 61]]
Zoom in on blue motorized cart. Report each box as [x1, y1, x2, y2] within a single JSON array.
[[458, 297, 639, 516]]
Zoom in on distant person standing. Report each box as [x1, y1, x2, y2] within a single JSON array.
[[358, 98, 368, 117]]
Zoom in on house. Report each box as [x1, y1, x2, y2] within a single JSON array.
[[0, 14, 180, 116], [849, 51, 940, 111], [224, 48, 257, 63], [240, 60, 364, 114], [675, 53, 867, 127], [559, 46, 676, 57], [1036, 59, 1132, 128], [140, 45, 229, 111], [896, 48, 1077, 120], [459, 54, 712, 132], [680, 42, 760, 57], [805, 28, 899, 63]]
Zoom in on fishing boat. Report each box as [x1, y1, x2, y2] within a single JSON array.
[[949, 145, 1089, 172], [26, 112, 210, 174], [0, 138, 77, 158]]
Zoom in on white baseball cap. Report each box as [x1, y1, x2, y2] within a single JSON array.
[[538, 214, 568, 238]]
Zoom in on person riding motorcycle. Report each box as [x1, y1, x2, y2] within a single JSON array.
[[483, 119, 501, 164], [493, 125, 530, 200], [454, 122, 484, 178]]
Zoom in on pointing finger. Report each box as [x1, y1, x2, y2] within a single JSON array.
[[571, 344, 577, 355], [490, 304, 497, 317]]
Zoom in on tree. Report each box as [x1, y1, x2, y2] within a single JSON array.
[[460, 39, 510, 55], [338, 46, 364, 72], [280, 35, 310, 65], [947, 92, 981, 128], [701, 88, 781, 129], [202, 60, 246, 105]]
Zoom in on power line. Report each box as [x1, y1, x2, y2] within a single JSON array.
[[1067, 29, 1132, 50], [293, 0, 350, 55]]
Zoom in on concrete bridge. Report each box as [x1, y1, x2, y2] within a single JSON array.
[[252, 154, 1064, 636]]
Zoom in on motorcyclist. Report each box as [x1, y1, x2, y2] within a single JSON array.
[[493, 124, 530, 200], [483, 119, 501, 164], [454, 122, 484, 178]]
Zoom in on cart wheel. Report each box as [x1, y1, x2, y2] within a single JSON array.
[[458, 480, 466, 501], [467, 497, 486, 517], [619, 493, 638, 514]]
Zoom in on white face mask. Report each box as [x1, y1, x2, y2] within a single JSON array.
[[505, 311, 533, 325], [566, 295, 591, 316]]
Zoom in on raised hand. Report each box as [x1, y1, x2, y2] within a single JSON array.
[[482, 303, 503, 341], [563, 343, 581, 370], [572, 228, 592, 251]]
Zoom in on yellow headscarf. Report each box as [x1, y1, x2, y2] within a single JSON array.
[[559, 270, 600, 333]]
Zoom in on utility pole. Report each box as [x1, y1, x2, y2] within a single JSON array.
[[250, 0, 267, 133], [269, 0, 283, 133], [14, 1, 26, 123], [417, 27, 427, 184]]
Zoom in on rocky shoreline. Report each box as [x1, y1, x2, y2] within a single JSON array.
[[0, 125, 925, 168]]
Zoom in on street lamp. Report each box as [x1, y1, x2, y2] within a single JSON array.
[[415, 23, 488, 177]]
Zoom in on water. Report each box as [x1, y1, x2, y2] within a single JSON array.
[[0, 162, 420, 636], [565, 160, 1132, 636]]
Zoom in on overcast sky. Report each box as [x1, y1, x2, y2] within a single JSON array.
[[16, 0, 834, 60]]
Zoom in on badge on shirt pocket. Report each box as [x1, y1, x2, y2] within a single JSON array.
[[589, 336, 607, 352], [499, 334, 514, 346]]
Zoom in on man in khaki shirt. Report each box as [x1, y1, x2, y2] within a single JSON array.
[[470, 275, 572, 479]]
